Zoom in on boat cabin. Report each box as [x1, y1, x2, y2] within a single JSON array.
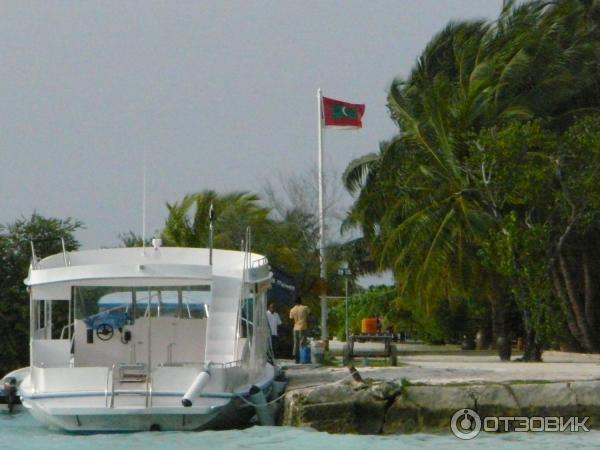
[[25, 245, 272, 372]]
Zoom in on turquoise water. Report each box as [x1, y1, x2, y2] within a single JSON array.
[[2, 411, 599, 450]]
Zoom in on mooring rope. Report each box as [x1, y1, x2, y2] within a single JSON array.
[[236, 367, 362, 407]]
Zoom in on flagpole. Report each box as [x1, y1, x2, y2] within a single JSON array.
[[317, 88, 328, 344]]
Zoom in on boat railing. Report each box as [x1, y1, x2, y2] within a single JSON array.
[[60, 238, 70, 267], [60, 323, 75, 357], [29, 238, 71, 270], [166, 343, 176, 365], [240, 316, 254, 355], [157, 360, 242, 368], [30, 242, 39, 269], [211, 360, 242, 368], [148, 374, 153, 408], [59, 322, 74, 340]]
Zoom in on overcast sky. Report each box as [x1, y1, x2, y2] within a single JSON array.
[[1, 0, 502, 250]]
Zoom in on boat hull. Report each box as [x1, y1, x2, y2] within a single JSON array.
[[22, 394, 260, 432], [20, 363, 276, 432]]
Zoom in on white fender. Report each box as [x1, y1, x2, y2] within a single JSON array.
[[181, 369, 211, 407]]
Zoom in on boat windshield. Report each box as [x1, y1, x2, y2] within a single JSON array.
[[74, 286, 211, 325]]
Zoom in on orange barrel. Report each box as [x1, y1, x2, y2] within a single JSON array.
[[361, 318, 378, 334]]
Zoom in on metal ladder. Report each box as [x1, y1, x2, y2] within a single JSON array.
[[107, 363, 152, 408]]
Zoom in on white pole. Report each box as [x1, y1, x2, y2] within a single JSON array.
[[29, 290, 34, 368], [317, 88, 328, 343], [142, 147, 147, 252], [147, 289, 152, 376], [345, 276, 349, 343], [209, 203, 214, 265]]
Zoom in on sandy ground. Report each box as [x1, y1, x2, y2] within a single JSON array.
[[279, 341, 600, 389]]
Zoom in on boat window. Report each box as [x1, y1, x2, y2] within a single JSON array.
[[36, 300, 45, 330], [180, 287, 209, 319], [240, 297, 254, 338], [33, 300, 45, 339], [73, 286, 211, 323], [32, 299, 70, 340], [132, 287, 209, 319], [133, 289, 162, 319], [74, 287, 134, 331], [50, 301, 70, 339]]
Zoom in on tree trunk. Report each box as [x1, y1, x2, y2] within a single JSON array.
[[520, 309, 542, 361], [558, 251, 598, 352], [491, 294, 510, 360], [475, 329, 487, 350], [497, 336, 512, 361], [583, 249, 596, 331], [552, 265, 583, 345]]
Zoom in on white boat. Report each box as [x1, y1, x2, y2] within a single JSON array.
[[19, 242, 278, 431]]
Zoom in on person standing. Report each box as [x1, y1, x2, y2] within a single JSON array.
[[266, 302, 283, 357], [289, 297, 310, 363]]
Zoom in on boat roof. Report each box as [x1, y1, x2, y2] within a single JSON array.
[[25, 247, 270, 300]]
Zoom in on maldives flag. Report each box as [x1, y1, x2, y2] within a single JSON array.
[[322, 96, 365, 128]]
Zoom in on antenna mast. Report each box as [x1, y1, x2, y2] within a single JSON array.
[[142, 147, 147, 252]]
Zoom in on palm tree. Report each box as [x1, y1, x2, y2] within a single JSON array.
[[162, 190, 271, 251], [162, 190, 334, 302], [343, 0, 600, 358], [344, 18, 512, 353]]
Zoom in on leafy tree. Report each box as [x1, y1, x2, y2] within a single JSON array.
[[0, 213, 82, 374], [470, 117, 600, 355], [550, 117, 600, 352], [329, 286, 398, 340]]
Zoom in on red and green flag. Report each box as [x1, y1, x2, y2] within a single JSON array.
[[322, 96, 365, 128]]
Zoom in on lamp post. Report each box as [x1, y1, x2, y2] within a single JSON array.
[[338, 263, 352, 343]]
